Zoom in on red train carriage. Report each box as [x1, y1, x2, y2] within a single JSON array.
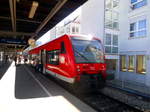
[[29, 34, 107, 88]]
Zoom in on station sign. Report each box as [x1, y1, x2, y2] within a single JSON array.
[[28, 38, 36, 47], [0, 38, 27, 45]]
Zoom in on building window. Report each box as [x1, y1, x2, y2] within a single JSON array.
[[128, 56, 135, 72], [120, 55, 127, 72], [71, 25, 79, 34], [113, 34, 118, 46], [105, 0, 119, 30], [72, 26, 75, 33], [105, 46, 111, 53], [112, 47, 118, 53], [130, 19, 146, 38], [136, 55, 146, 74], [131, 0, 147, 10], [66, 27, 70, 34], [105, 10, 119, 30], [105, 33, 118, 53], [76, 27, 79, 33], [106, 0, 119, 9], [105, 34, 111, 45]]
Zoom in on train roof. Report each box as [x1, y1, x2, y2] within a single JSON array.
[[29, 34, 102, 53]]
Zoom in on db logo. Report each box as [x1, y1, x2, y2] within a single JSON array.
[[59, 56, 65, 64], [90, 67, 95, 70]]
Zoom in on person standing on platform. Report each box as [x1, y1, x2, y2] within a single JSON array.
[[14, 56, 17, 66], [5, 55, 8, 63]]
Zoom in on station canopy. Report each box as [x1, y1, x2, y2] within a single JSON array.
[[0, 0, 87, 51]]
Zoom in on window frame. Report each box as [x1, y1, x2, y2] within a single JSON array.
[[131, 0, 147, 10], [128, 55, 135, 72], [129, 19, 147, 39], [105, 33, 118, 54], [120, 55, 127, 72], [136, 55, 146, 74], [105, 10, 119, 30]]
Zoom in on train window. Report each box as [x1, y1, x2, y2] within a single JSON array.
[[47, 50, 60, 65], [71, 39, 104, 63], [60, 42, 66, 54]]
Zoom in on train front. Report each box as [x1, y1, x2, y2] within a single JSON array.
[[71, 36, 107, 88]]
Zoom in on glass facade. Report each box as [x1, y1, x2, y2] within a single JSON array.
[[112, 34, 118, 46], [105, 0, 119, 30], [106, 0, 119, 9], [105, 34, 111, 45], [105, 33, 118, 53], [105, 10, 119, 30], [105, 0, 119, 55]]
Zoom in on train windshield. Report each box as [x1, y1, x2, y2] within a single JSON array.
[[71, 38, 104, 63]]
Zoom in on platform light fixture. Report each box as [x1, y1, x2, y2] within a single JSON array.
[[28, 1, 39, 19]]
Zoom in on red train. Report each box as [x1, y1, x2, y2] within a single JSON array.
[[29, 34, 107, 88]]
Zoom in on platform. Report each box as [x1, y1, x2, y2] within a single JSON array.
[[0, 62, 96, 112]]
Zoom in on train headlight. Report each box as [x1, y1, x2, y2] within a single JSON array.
[[59, 56, 65, 64], [77, 65, 80, 68]]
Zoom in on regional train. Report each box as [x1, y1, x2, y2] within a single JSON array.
[[28, 34, 107, 88]]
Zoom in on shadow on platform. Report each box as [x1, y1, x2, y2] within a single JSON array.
[[15, 64, 49, 99], [14, 64, 96, 112], [0, 61, 12, 80]]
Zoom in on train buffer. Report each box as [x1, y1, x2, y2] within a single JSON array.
[[0, 62, 96, 112]]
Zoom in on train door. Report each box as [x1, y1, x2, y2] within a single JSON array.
[[40, 49, 46, 74]]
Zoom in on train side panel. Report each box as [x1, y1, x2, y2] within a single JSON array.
[[28, 34, 107, 86], [44, 35, 77, 83]]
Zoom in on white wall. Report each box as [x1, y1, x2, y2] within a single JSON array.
[[119, 0, 150, 52], [80, 0, 105, 41]]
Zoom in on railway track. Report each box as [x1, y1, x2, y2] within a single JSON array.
[[45, 75, 142, 112], [80, 91, 141, 112], [67, 86, 142, 112]]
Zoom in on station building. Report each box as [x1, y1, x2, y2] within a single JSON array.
[[46, 0, 150, 89], [81, 0, 150, 88]]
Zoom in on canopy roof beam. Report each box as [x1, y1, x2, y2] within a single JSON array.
[[33, 0, 68, 38], [9, 0, 16, 32]]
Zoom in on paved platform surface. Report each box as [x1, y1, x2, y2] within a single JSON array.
[[0, 61, 11, 80], [0, 62, 96, 112]]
